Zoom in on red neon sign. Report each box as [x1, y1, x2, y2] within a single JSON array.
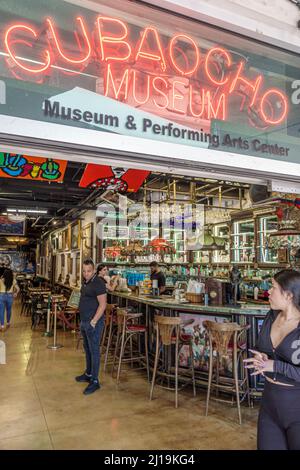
[[135, 27, 166, 72], [5, 24, 51, 73], [169, 34, 200, 76], [205, 47, 231, 86], [97, 16, 132, 62], [3, 15, 289, 127], [46, 17, 91, 65]]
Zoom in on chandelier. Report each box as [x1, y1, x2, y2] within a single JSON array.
[[186, 227, 227, 251], [121, 240, 146, 256], [104, 243, 122, 259], [144, 238, 176, 255]]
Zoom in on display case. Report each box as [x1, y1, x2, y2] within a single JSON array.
[[257, 215, 278, 264], [232, 219, 255, 263], [212, 224, 230, 264]]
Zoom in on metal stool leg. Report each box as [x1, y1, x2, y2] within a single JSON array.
[[104, 316, 114, 372], [144, 331, 150, 382], [112, 330, 120, 376], [117, 328, 130, 385], [175, 327, 179, 409], [189, 342, 196, 397], [233, 336, 242, 425], [205, 337, 213, 417], [150, 327, 160, 401]]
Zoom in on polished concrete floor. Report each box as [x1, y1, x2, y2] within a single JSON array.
[[0, 302, 258, 450]]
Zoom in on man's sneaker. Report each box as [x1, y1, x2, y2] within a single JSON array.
[[83, 381, 100, 395], [75, 373, 92, 383]]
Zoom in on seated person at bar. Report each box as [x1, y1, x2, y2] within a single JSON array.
[[96, 264, 119, 292], [150, 261, 166, 294]]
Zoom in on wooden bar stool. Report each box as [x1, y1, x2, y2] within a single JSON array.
[[203, 320, 250, 425], [112, 308, 149, 384], [150, 315, 196, 409], [102, 304, 118, 371]]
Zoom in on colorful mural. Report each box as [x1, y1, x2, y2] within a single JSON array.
[[178, 313, 232, 376], [0, 153, 67, 182], [79, 165, 150, 193], [0, 251, 35, 273], [0, 215, 25, 235]]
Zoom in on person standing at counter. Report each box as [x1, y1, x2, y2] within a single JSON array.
[[150, 261, 166, 294], [244, 270, 300, 450], [96, 264, 119, 292], [76, 259, 107, 395]]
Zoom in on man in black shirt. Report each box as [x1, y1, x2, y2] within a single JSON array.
[[150, 261, 166, 294], [76, 259, 107, 395]]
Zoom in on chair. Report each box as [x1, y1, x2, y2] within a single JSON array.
[[102, 304, 118, 371], [31, 294, 48, 330], [203, 320, 250, 425], [112, 308, 149, 384], [150, 315, 196, 408], [56, 299, 78, 331]]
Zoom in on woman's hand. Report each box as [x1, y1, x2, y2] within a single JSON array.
[[248, 349, 268, 362], [243, 349, 274, 376]]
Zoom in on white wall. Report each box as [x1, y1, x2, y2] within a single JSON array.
[[146, 0, 300, 53]]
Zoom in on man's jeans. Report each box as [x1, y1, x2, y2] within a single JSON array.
[[80, 317, 105, 382], [0, 293, 14, 326]]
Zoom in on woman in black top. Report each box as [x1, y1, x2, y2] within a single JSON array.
[[96, 264, 119, 292], [244, 269, 300, 450]]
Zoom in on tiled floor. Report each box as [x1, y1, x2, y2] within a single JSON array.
[[0, 302, 258, 450]]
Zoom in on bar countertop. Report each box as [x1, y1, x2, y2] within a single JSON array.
[[111, 291, 270, 316]]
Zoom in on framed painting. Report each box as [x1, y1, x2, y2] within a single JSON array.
[[278, 248, 288, 263], [0, 214, 25, 235], [58, 232, 63, 251], [61, 253, 65, 281], [71, 221, 80, 250], [62, 227, 70, 251], [67, 253, 72, 276], [81, 223, 94, 261], [75, 252, 81, 287]]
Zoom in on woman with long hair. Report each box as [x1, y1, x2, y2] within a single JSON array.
[[244, 269, 300, 450], [0, 267, 20, 331], [96, 264, 119, 292]]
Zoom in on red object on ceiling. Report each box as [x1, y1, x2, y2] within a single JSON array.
[[79, 164, 150, 193]]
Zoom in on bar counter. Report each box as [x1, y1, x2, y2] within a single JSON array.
[[110, 290, 269, 395], [110, 291, 270, 317]]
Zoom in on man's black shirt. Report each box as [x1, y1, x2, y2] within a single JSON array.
[[79, 274, 106, 322], [150, 270, 166, 289]]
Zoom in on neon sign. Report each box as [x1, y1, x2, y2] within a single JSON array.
[[3, 15, 289, 127]]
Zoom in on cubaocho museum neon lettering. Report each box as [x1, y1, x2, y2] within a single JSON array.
[[3, 15, 288, 126]]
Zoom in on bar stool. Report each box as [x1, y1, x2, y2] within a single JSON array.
[[203, 320, 250, 425], [102, 304, 118, 371], [150, 315, 196, 408], [112, 308, 149, 384]]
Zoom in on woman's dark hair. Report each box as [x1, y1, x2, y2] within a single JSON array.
[[96, 264, 107, 276], [1, 268, 13, 292], [274, 269, 300, 309]]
